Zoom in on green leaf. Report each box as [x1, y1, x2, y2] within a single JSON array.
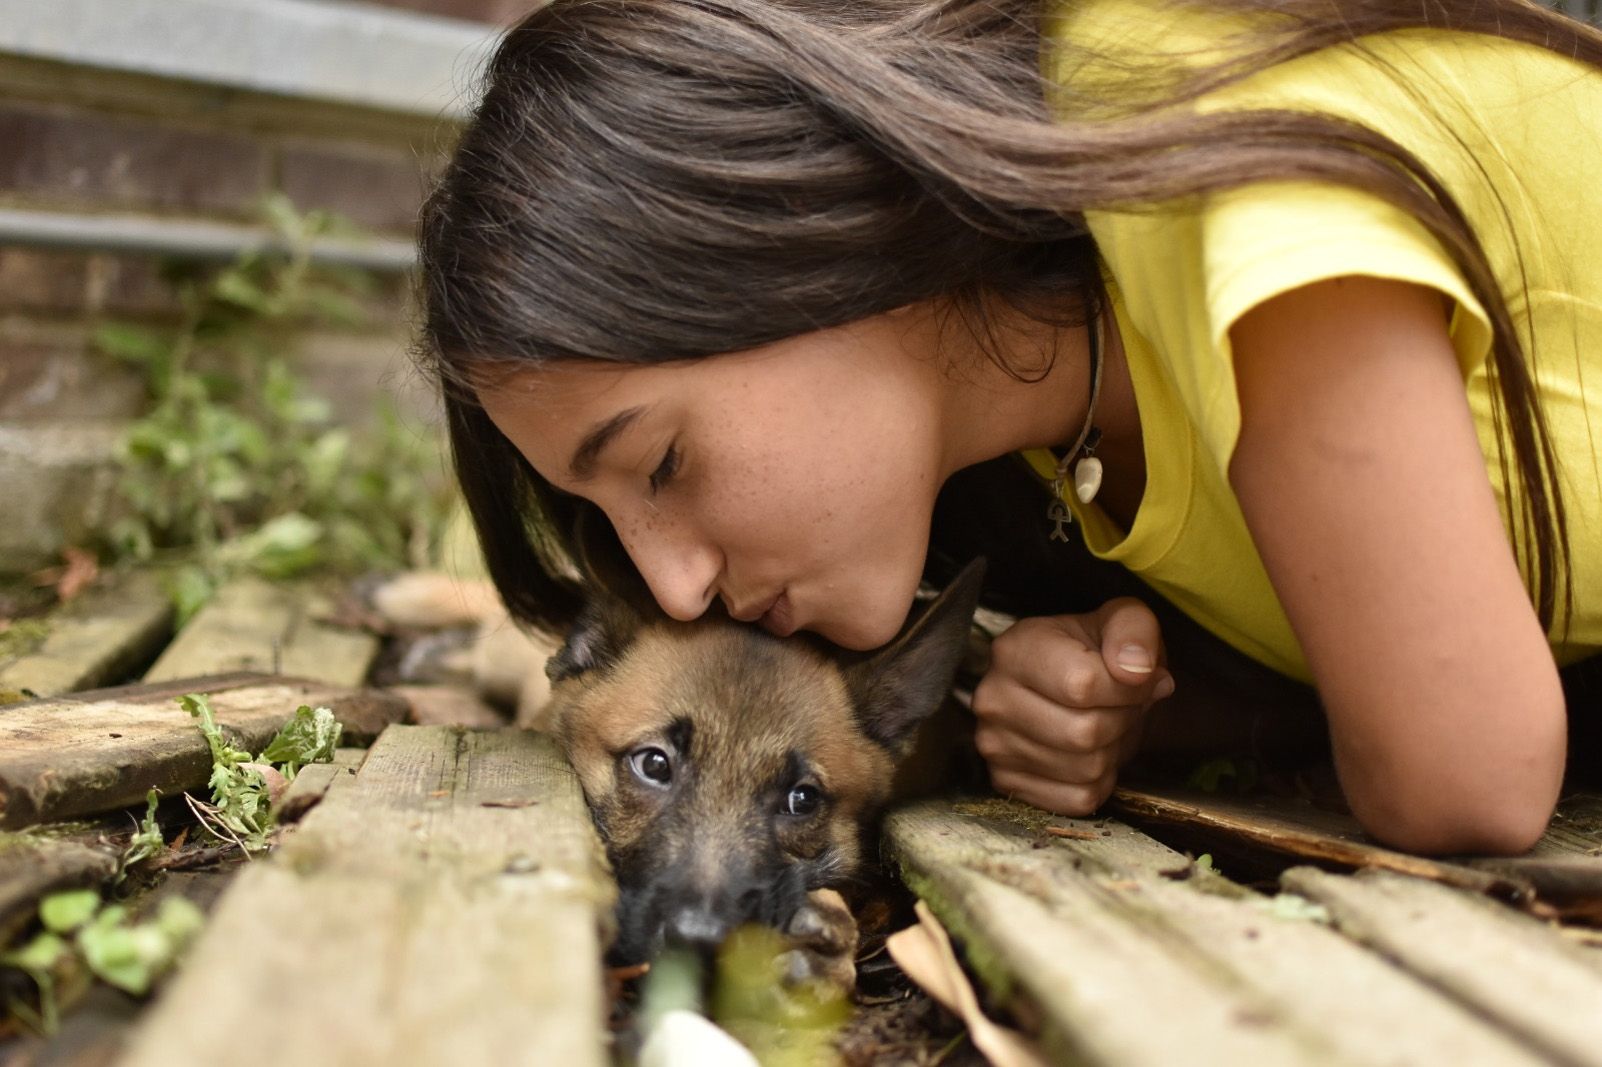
[[183, 694, 252, 771], [1253, 893, 1331, 924], [181, 693, 273, 849], [217, 512, 326, 578], [302, 430, 351, 496], [93, 323, 171, 368], [166, 567, 214, 627], [153, 897, 205, 943], [74, 900, 200, 996], [212, 267, 272, 313], [258, 705, 342, 778], [1, 931, 68, 975], [116, 789, 166, 884], [1185, 757, 1258, 795], [260, 191, 308, 247], [38, 890, 101, 934]]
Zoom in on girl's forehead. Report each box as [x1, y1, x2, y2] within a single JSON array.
[[472, 341, 802, 409], [472, 359, 676, 416]]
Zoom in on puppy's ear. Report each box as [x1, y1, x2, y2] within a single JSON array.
[[545, 505, 657, 683], [545, 595, 643, 683], [844, 558, 986, 752]]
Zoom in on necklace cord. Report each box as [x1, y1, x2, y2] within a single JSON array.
[[1055, 311, 1105, 476]]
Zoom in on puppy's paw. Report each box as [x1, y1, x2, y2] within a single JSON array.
[[775, 888, 858, 993]]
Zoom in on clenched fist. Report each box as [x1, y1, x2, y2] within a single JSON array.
[[971, 597, 1177, 815]]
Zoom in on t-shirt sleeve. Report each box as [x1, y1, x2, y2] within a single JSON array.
[[1095, 179, 1495, 472]]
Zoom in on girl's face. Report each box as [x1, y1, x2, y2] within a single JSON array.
[[475, 307, 953, 651]]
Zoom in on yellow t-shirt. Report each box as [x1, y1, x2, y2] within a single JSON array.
[[1023, 0, 1602, 682]]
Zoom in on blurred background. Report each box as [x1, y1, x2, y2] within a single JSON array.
[[0, 0, 517, 603]]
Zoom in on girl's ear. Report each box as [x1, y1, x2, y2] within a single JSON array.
[[845, 558, 987, 752]]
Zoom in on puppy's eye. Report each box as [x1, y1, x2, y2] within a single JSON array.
[[783, 784, 821, 817], [628, 746, 673, 787]]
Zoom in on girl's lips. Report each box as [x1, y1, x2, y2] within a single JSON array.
[[758, 592, 796, 637]]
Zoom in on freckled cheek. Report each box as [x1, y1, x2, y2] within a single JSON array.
[[698, 453, 818, 541]]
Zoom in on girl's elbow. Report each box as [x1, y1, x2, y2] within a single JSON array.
[[1359, 797, 1553, 857], [1343, 699, 1566, 857]]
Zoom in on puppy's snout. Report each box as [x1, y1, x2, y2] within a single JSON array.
[[660, 880, 773, 956], [663, 905, 730, 955]]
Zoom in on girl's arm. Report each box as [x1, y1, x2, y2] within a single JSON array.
[[1228, 274, 1566, 856]]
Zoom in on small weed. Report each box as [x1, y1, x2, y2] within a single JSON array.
[[182, 692, 342, 852], [92, 194, 453, 617], [1, 889, 204, 1035], [114, 790, 165, 886], [1186, 757, 1260, 795]]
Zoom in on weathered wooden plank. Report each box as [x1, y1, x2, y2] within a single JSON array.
[[388, 683, 504, 728], [274, 746, 366, 823], [885, 798, 1551, 1067], [0, 675, 405, 829], [1108, 785, 1535, 901], [1467, 793, 1602, 919], [0, 833, 119, 943], [116, 725, 615, 1067], [2, 863, 248, 1066], [1285, 866, 1602, 1067], [0, 572, 174, 698], [144, 576, 379, 688]]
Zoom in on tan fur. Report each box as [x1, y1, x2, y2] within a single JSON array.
[[548, 620, 899, 884], [373, 560, 981, 974]]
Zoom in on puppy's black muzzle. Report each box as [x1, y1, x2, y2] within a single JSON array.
[[608, 861, 808, 965]]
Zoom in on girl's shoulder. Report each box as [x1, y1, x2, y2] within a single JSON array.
[[1043, 0, 1602, 124]]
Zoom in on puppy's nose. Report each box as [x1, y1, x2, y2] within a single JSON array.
[[663, 906, 730, 955]]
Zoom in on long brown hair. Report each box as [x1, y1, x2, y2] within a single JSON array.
[[417, 0, 1599, 640]]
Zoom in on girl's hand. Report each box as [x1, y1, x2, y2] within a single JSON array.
[[971, 599, 1176, 815]]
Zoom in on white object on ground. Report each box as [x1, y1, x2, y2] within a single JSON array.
[[637, 1009, 760, 1067]]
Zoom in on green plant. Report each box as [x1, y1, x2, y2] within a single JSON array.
[[1, 888, 204, 1035], [182, 693, 342, 852], [93, 194, 452, 612], [114, 790, 165, 886]]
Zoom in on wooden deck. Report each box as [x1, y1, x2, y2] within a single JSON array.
[[2, 573, 1601, 1065]]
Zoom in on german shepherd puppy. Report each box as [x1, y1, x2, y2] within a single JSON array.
[[542, 555, 986, 985]]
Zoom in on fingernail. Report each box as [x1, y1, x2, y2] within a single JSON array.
[[1117, 644, 1154, 673], [1154, 675, 1176, 700]]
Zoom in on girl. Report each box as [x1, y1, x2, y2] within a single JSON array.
[[416, 0, 1602, 856]]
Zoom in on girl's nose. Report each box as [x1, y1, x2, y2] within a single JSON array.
[[621, 524, 720, 622]]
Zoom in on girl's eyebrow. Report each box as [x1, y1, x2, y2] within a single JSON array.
[[569, 405, 651, 481]]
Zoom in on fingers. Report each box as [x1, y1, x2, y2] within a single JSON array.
[[974, 719, 1119, 785], [972, 672, 1127, 753], [991, 611, 1172, 709], [989, 764, 1116, 817], [974, 604, 1176, 819], [1094, 597, 1169, 688]]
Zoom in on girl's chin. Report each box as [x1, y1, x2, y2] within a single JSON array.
[[810, 611, 907, 653]]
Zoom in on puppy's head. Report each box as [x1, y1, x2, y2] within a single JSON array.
[[546, 546, 984, 964]]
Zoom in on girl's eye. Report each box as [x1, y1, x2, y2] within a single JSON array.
[[783, 784, 821, 817], [628, 747, 673, 786], [648, 443, 680, 494]]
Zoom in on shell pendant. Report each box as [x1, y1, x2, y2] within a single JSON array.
[[1073, 455, 1103, 503]]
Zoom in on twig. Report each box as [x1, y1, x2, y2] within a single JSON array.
[[1043, 826, 1100, 841], [182, 792, 254, 861], [149, 844, 243, 872]]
